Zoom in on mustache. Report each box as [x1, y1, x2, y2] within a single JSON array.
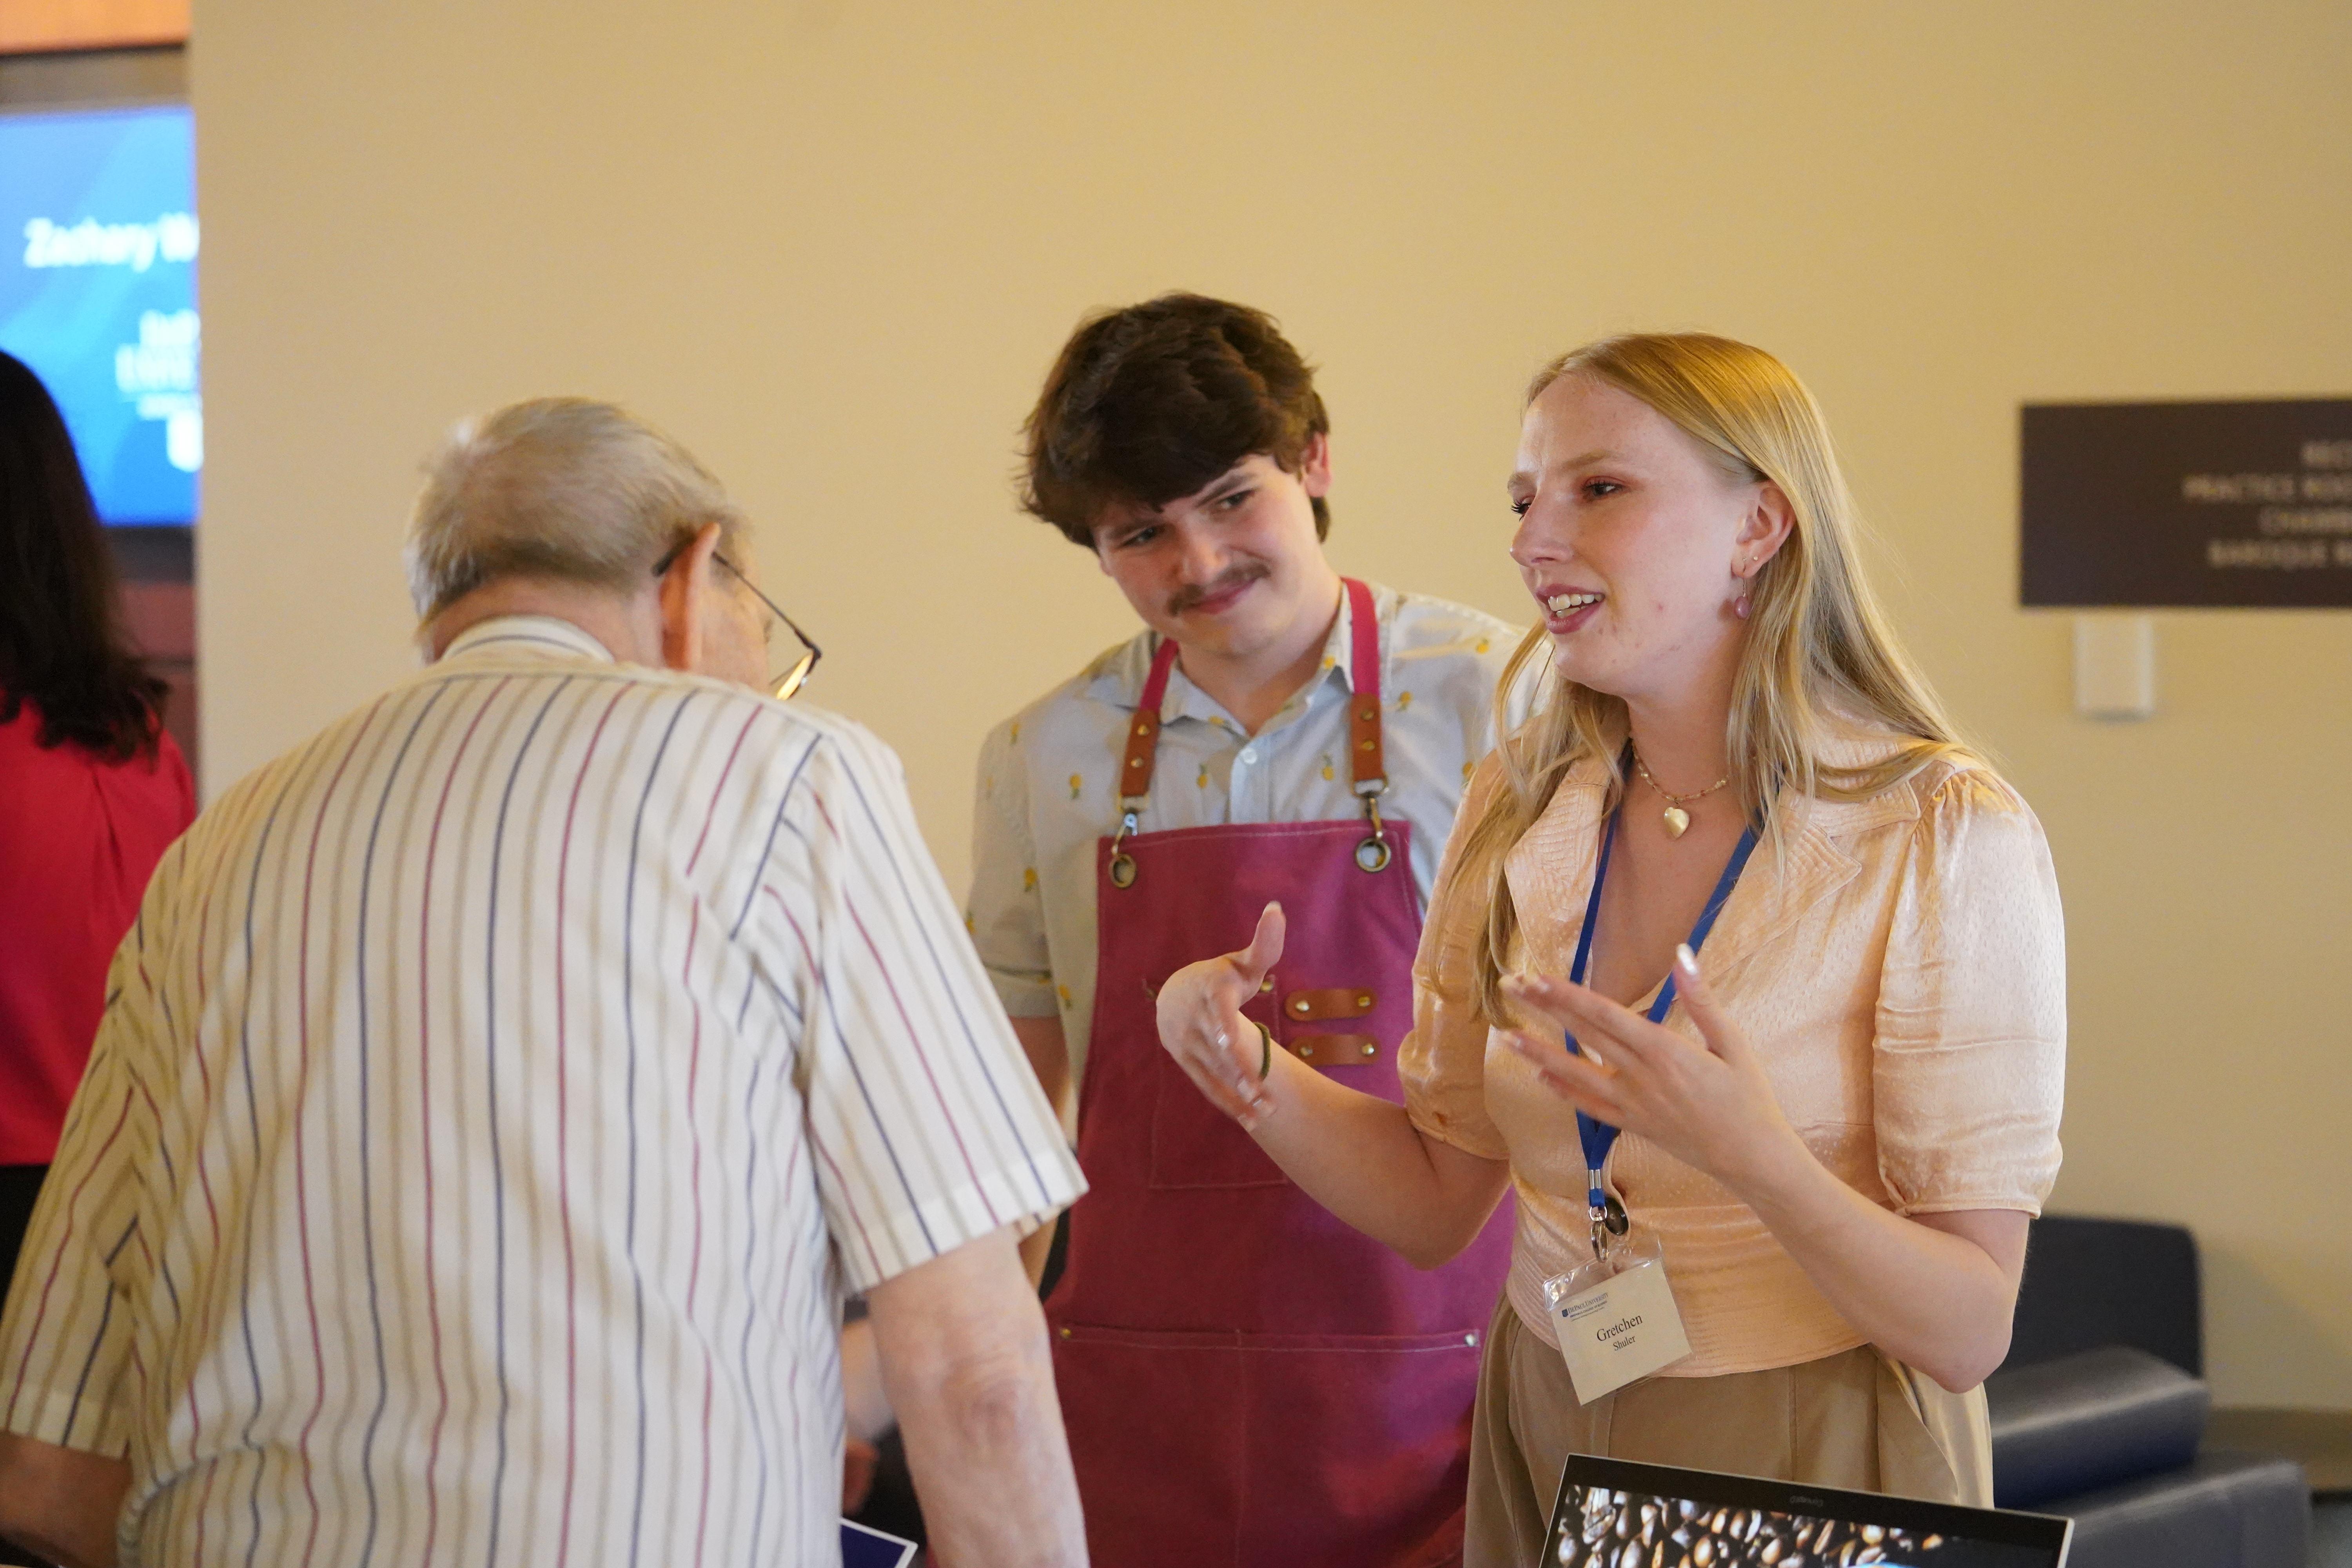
[[1166, 562, 1270, 616]]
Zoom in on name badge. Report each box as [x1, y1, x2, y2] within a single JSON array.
[[1549, 1252, 1692, 1403]]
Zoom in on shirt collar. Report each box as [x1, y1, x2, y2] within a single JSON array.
[[1086, 582, 1385, 721], [439, 614, 617, 665]]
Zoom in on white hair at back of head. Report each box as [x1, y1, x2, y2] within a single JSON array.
[[405, 397, 746, 621]]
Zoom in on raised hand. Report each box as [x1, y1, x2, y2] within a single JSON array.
[[1499, 943, 1804, 1195], [1153, 900, 1286, 1129]]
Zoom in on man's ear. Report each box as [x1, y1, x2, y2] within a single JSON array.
[[657, 522, 726, 673], [1297, 432, 1333, 498]]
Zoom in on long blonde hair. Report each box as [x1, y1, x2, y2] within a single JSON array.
[[1465, 332, 1971, 1021]]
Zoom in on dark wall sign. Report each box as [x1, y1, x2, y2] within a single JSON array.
[[2020, 399, 2352, 607]]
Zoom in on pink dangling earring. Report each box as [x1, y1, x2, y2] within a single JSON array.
[[1734, 591, 1752, 620]]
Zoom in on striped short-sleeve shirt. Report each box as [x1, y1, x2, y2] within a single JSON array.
[[0, 615, 1083, 1568]]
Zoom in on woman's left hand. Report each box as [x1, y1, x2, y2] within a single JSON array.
[[1500, 945, 1803, 1194]]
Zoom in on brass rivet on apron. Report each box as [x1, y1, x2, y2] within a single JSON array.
[[1357, 739, 1374, 751], [1360, 1044, 1376, 1058], [1359, 707, 1375, 722], [1292, 999, 1309, 1014], [1058, 1327, 1072, 1339], [1299, 1044, 1314, 1059], [1355, 995, 1372, 1009], [1464, 1332, 1477, 1347], [1258, 976, 1273, 993]]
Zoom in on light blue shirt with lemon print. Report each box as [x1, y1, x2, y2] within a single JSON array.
[[967, 581, 1527, 1120]]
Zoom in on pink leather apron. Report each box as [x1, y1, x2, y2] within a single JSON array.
[[1048, 579, 1513, 1568]]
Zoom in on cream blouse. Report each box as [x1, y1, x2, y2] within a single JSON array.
[[1400, 733, 2066, 1377]]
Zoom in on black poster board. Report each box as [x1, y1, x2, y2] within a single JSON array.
[[2020, 399, 2352, 607]]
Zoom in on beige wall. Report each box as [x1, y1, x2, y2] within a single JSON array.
[[194, 2, 2352, 1406]]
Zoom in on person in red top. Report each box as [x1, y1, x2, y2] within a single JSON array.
[[0, 350, 195, 1305]]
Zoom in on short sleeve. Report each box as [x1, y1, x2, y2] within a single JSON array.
[[1398, 754, 1513, 1162], [772, 724, 1084, 1294], [1873, 768, 2066, 1216], [965, 718, 1058, 1020], [0, 896, 163, 1455]]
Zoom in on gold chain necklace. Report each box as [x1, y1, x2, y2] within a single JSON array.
[[1630, 750, 1730, 840]]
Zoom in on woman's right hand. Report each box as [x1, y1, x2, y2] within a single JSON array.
[[1153, 900, 1286, 1128]]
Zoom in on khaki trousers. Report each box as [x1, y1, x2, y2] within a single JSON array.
[[1464, 1296, 1992, 1568]]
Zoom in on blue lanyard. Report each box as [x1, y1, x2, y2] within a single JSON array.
[[1565, 807, 1759, 1218]]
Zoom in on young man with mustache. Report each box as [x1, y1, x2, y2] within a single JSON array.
[[965, 294, 1521, 1567]]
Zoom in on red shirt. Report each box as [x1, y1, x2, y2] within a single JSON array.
[[0, 699, 194, 1164]]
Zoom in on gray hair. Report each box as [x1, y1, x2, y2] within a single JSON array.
[[404, 397, 746, 620]]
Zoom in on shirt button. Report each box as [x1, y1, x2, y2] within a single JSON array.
[[1240, 747, 1258, 764]]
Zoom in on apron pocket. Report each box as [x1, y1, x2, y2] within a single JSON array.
[[1149, 1048, 1289, 1189], [1054, 1323, 1249, 1565], [1233, 1327, 1483, 1568], [1053, 1321, 1483, 1568]]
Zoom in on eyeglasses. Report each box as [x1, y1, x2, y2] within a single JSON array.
[[652, 541, 823, 702]]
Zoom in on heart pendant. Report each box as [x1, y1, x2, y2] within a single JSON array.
[[1662, 806, 1691, 838]]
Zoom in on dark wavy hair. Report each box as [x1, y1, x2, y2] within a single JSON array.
[[1020, 293, 1330, 547], [0, 351, 168, 761]]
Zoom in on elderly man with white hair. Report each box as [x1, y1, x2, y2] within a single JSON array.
[[0, 399, 1089, 1568]]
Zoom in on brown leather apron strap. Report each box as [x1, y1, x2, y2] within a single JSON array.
[[1109, 583, 1392, 886], [1107, 638, 1184, 889], [1118, 637, 1182, 807], [1340, 579, 1394, 874], [1343, 577, 1385, 794]]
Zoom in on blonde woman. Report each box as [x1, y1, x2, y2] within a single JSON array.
[[1152, 334, 2063, 1564]]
